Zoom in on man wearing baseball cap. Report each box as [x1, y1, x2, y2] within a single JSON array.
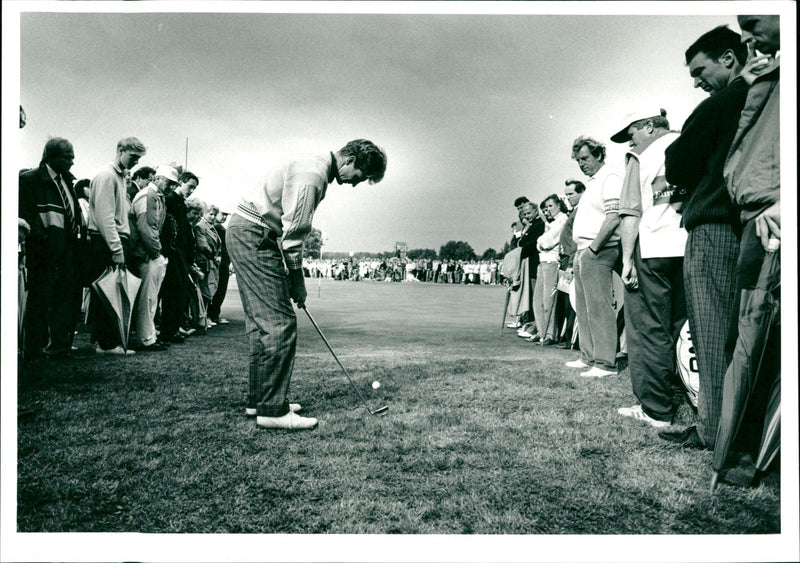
[[613, 109, 688, 429], [129, 165, 180, 351]]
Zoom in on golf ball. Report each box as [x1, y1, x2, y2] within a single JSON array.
[[372, 381, 381, 390]]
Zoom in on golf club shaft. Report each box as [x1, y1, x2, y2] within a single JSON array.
[[302, 306, 375, 413]]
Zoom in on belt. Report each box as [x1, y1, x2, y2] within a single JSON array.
[[88, 230, 129, 241]]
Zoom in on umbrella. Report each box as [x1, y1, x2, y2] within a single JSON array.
[[501, 286, 512, 334], [91, 266, 141, 352], [710, 250, 780, 492], [18, 244, 28, 355], [755, 371, 780, 474]]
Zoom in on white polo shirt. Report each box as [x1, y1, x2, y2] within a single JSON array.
[[572, 164, 622, 251]]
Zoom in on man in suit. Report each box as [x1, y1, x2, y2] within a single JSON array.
[[19, 138, 85, 359]]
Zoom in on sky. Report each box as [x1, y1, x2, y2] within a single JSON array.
[[4, 2, 772, 255], [2, 2, 798, 562]]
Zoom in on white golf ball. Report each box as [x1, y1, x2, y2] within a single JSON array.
[[372, 381, 381, 390]]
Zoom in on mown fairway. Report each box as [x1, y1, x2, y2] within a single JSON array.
[[17, 277, 780, 534]]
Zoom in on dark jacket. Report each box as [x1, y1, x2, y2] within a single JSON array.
[[165, 191, 195, 263], [665, 76, 749, 231], [19, 164, 85, 269], [518, 218, 545, 276]]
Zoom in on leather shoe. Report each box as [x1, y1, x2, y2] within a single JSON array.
[[540, 338, 556, 346], [162, 332, 186, 343], [658, 425, 705, 449]]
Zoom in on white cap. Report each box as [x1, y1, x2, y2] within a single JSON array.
[[155, 165, 180, 184], [611, 108, 668, 143]]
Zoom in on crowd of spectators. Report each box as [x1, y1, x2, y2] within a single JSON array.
[[17, 16, 780, 484], [303, 257, 507, 284], [19, 136, 233, 357], [503, 18, 781, 485]]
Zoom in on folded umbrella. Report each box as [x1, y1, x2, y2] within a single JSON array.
[[710, 251, 780, 492], [91, 266, 142, 352]]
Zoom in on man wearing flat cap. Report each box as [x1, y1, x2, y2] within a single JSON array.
[[129, 165, 180, 351], [612, 109, 688, 429]]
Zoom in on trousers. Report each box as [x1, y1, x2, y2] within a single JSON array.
[[227, 214, 295, 418], [133, 255, 168, 345], [624, 243, 686, 422], [573, 245, 621, 370], [533, 261, 559, 340], [684, 223, 739, 448]]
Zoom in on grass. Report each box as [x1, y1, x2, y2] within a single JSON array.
[[16, 277, 781, 538]]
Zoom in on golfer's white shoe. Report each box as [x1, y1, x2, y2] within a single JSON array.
[[246, 404, 301, 417], [257, 411, 318, 430], [617, 405, 671, 428], [565, 359, 590, 368], [580, 366, 617, 378]]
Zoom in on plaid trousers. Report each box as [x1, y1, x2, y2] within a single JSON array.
[[684, 223, 739, 448], [226, 214, 295, 417]]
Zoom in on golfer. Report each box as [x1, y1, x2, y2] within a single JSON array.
[[227, 139, 387, 430]]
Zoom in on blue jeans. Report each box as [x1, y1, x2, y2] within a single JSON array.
[[573, 246, 621, 370]]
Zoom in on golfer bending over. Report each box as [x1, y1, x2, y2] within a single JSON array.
[[227, 139, 387, 430]]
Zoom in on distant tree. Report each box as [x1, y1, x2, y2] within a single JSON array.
[[407, 248, 437, 260], [439, 240, 476, 261], [481, 248, 498, 260], [305, 228, 323, 259]]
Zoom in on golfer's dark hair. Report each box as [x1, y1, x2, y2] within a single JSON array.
[[631, 109, 670, 132], [686, 25, 747, 66], [514, 196, 530, 208], [40, 137, 73, 166], [571, 136, 606, 162], [132, 166, 156, 181], [339, 139, 387, 184], [179, 171, 199, 185], [565, 179, 586, 193], [541, 193, 569, 215]]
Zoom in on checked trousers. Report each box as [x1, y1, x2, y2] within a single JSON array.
[[226, 214, 295, 418], [684, 223, 739, 449]]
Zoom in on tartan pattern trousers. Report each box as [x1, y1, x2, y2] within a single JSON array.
[[684, 223, 739, 449], [226, 214, 295, 418]]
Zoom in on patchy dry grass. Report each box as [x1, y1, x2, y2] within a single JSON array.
[[16, 278, 780, 536]]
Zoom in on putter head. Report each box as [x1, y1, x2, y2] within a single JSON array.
[[371, 405, 389, 416]]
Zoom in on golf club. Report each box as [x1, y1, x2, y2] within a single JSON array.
[[301, 305, 388, 416], [501, 285, 511, 334]]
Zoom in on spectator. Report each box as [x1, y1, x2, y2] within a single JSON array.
[[661, 25, 749, 449], [128, 165, 179, 351], [194, 203, 222, 323], [614, 108, 687, 428], [532, 194, 569, 345], [129, 165, 156, 202], [719, 14, 781, 469], [161, 171, 199, 341], [554, 179, 585, 348], [567, 136, 623, 377], [185, 198, 209, 330], [228, 139, 387, 430], [18, 138, 85, 360], [515, 201, 545, 340], [87, 136, 146, 355], [207, 210, 231, 325]]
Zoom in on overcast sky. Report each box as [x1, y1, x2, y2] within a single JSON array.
[[6, 3, 766, 254]]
